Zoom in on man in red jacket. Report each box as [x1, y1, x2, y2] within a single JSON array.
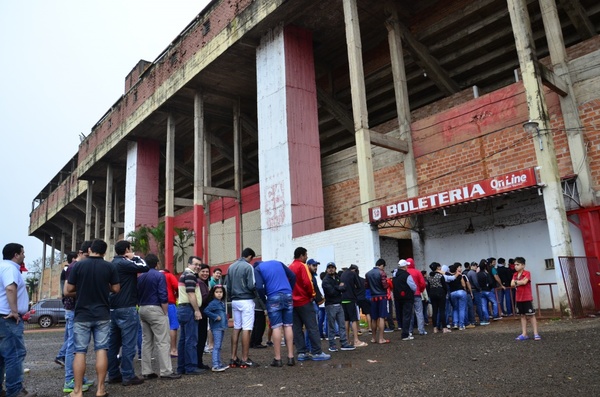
[[406, 258, 427, 335], [289, 247, 330, 362]]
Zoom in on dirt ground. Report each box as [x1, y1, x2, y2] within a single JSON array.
[[19, 316, 600, 397]]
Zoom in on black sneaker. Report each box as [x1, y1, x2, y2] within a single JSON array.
[[107, 376, 122, 384], [159, 373, 182, 380], [122, 376, 144, 386], [239, 358, 259, 368], [184, 368, 207, 375], [142, 373, 158, 380], [197, 364, 211, 371], [270, 359, 283, 367], [229, 358, 241, 368], [287, 357, 296, 366], [54, 357, 65, 367]]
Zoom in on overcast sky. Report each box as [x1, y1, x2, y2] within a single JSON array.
[[0, 0, 211, 268]]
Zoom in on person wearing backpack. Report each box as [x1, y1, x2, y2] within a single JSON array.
[[393, 260, 416, 340], [477, 260, 500, 325]]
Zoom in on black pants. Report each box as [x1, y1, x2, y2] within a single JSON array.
[[430, 293, 447, 330], [196, 315, 208, 366], [396, 300, 414, 338], [250, 310, 266, 347]]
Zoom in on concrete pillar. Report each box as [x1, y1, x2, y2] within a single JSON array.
[[234, 100, 243, 258], [193, 91, 206, 260], [104, 164, 113, 249], [385, 3, 425, 268], [539, 0, 595, 206], [343, 0, 376, 222], [85, 181, 93, 241], [165, 114, 176, 271], [124, 140, 160, 237], [71, 219, 77, 251], [94, 207, 101, 239], [257, 24, 325, 260], [507, 0, 574, 315]]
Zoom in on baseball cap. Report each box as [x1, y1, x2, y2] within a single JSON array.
[[349, 264, 359, 271], [306, 259, 320, 266], [326, 262, 336, 268], [398, 259, 408, 267]]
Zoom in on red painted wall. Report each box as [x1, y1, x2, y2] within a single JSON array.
[[284, 25, 325, 238], [134, 139, 160, 228]]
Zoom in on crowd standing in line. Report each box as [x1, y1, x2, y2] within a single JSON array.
[[1, 238, 543, 397]]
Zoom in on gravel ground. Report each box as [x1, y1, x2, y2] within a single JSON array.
[[19, 316, 600, 397]]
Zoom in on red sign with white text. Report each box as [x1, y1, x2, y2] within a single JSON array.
[[369, 168, 539, 223]]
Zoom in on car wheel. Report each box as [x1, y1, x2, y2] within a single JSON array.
[[38, 315, 53, 328]]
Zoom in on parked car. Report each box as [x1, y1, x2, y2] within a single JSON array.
[[26, 299, 65, 328]]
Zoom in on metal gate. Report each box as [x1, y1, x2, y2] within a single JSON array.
[[558, 256, 600, 317]]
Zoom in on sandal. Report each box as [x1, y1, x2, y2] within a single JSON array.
[[515, 335, 530, 341]]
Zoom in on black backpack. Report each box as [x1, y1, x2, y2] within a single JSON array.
[[393, 271, 414, 301]]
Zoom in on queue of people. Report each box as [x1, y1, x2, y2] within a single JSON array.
[[1, 240, 541, 397]]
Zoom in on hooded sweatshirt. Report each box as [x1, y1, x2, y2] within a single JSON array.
[[406, 258, 426, 297]]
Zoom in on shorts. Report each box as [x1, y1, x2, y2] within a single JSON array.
[[342, 302, 359, 322], [370, 298, 389, 320], [232, 299, 255, 330], [266, 293, 293, 329], [515, 301, 535, 316], [73, 320, 110, 353], [168, 303, 179, 330], [358, 299, 371, 315]]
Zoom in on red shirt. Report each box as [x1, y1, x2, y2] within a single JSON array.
[[160, 270, 179, 304], [289, 259, 315, 307], [512, 270, 533, 302]]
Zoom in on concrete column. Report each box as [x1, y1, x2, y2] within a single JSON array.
[[94, 207, 101, 239], [124, 140, 160, 237], [539, 0, 595, 206], [60, 233, 65, 263], [507, 0, 574, 315], [234, 100, 243, 258], [257, 24, 325, 260], [85, 181, 93, 241], [343, 0, 376, 222], [71, 219, 77, 251], [165, 114, 176, 271], [385, 3, 425, 267], [193, 91, 206, 260], [104, 164, 113, 249]]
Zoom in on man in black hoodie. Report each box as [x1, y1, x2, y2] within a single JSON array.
[[339, 265, 367, 347], [322, 262, 355, 352]]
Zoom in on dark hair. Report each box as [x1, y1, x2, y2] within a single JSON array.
[[514, 256, 526, 265], [479, 260, 489, 273], [67, 252, 78, 264], [294, 247, 307, 259], [375, 258, 386, 267], [206, 285, 226, 305], [2, 243, 23, 260], [80, 240, 92, 254], [508, 258, 515, 264], [464, 262, 470, 269], [498, 257, 506, 264], [319, 271, 326, 280], [145, 253, 159, 268], [213, 268, 222, 274], [114, 240, 131, 255], [449, 262, 461, 273], [429, 262, 441, 272], [90, 239, 108, 255], [241, 247, 256, 259], [487, 257, 496, 265], [188, 255, 202, 265], [199, 264, 210, 271]]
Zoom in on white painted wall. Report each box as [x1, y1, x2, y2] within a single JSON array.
[[124, 141, 138, 237], [424, 219, 585, 309], [256, 24, 294, 262]]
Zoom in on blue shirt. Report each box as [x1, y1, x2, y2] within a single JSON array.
[[254, 260, 296, 302], [0, 260, 29, 315], [204, 299, 227, 331], [137, 268, 168, 306]]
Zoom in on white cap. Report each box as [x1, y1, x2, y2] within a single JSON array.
[[398, 259, 408, 267]]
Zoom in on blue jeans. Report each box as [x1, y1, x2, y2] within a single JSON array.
[[0, 317, 26, 397], [177, 305, 198, 373], [472, 292, 483, 322], [292, 302, 322, 355], [107, 307, 139, 381], [211, 329, 225, 368], [63, 310, 75, 383], [450, 290, 467, 328], [466, 294, 475, 325], [497, 288, 513, 315], [480, 290, 499, 321], [325, 304, 348, 348], [57, 316, 69, 359], [318, 307, 327, 337]]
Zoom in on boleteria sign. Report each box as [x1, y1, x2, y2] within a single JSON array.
[[369, 167, 539, 223]]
